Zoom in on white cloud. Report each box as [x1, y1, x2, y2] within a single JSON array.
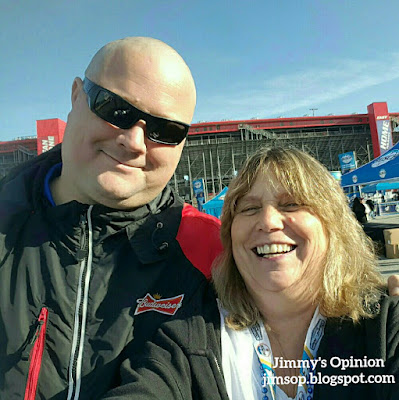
[[195, 53, 399, 121]]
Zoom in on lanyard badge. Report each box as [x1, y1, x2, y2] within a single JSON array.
[[250, 308, 326, 400]]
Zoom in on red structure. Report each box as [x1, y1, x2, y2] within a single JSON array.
[[36, 118, 66, 155], [0, 102, 398, 179], [189, 102, 398, 143], [189, 113, 371, 135]]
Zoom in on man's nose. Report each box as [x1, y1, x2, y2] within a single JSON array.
[[115, 120, 147, 154], [257, 205, 285, 232]]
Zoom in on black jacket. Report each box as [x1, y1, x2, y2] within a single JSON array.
[[352, 198, 367, 224], [102, 295, 399, 400], [0, 146, 222, 399]]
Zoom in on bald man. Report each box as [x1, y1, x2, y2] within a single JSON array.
[[0, 37, 222, 399]]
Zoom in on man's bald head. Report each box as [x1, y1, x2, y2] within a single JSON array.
[[84, 37, 196, 124], [56, 37, 197, 209]]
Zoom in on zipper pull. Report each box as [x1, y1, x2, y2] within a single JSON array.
[[22, 321, 44, 361], [77, 214, 88, 260]]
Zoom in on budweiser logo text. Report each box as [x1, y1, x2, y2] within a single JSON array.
[[134, 293, 184, 316]]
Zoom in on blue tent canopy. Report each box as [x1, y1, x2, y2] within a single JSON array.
[[341, 142, 399, 187], [361, 181, 399, 193], [202, 187, 228, 219]]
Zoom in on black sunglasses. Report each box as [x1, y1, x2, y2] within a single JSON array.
[[82, 77, 190, 145]]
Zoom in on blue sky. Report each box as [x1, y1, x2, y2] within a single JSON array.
[[1, 0, 399, 141]]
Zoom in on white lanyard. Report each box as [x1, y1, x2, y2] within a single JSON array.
[[250, 307, 326, 400]]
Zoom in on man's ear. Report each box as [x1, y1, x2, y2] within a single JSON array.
[[71, 77, 83, 105]]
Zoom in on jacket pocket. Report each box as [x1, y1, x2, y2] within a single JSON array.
[[23, 307, 49, 400]]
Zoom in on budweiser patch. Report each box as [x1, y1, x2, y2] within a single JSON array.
[[134, 293, 184, 316]]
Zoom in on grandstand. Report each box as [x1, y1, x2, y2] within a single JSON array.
[[173, 109, 399, 200], [0, 137, 37, 177], [1, 103, 399, 203]]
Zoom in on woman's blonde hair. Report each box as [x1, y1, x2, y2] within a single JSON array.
[[212, 146, 384, 329]]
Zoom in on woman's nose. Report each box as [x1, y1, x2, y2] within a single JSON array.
[[256, 205, 284, 232]]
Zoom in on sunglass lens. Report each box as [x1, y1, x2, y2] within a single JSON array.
[[165, 122, 187, 144], [147, 122, 187, 144], [93, 89, 137, 129]]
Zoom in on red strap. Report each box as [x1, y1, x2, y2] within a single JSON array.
[[24, 307, 48, 400]]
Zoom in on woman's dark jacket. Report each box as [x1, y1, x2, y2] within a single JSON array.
[[102, 294, 399, 400], [0, 145, 222, 399]]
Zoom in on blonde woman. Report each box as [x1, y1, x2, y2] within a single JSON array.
[[213, 147, 397, 400], [103, 147, 399, 400]]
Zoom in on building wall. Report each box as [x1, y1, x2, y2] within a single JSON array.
[[174, 123, 378, 201], [1, 104, 399, 200], [0, 138, 37, 177]]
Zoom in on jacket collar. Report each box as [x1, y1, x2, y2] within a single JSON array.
[[126, 192, 184, 264]]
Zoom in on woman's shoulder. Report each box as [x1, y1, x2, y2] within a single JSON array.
[[322, 295, 399, 344], [379, 293, 399, 309], [374, 294, 399, 333]]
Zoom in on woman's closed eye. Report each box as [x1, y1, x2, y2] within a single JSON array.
[[238, 205, 261, 214], [280, 202, 302, 211]]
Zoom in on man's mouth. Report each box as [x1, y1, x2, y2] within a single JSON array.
[[253, 244, 297, 258], [102, 151, 141, 168]]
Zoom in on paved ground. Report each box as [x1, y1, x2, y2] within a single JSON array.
[[366, 213, 399, 277]]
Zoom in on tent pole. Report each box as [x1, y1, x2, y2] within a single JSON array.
[[202, 152, 208, 201], [209, 149, 215, 195]]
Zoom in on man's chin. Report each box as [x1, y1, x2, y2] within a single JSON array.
[[94, 177, 142, 207], [95, 172, 168, 209]]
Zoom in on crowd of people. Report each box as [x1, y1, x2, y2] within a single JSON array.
[[351, 194, 399, 224], [1, 37, 399, 399]]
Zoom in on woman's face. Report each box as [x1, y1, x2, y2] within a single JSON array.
[[231, 173, 328, 297]]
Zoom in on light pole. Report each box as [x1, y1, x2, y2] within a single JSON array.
[[309, 108, 318, 116]]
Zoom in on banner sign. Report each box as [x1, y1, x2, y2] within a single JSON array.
[[338, 151, 356, 174], [193, 179, 206, 212], [377, 118, 393, 155], [367, 102, 393, 158]]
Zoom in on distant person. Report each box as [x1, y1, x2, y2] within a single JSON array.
[[363, 198, 372, 221], [366, 198, 376, 219], [352, 196, 367, 224]]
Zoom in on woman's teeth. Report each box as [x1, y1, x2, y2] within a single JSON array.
[[255, 244, 295, 257]]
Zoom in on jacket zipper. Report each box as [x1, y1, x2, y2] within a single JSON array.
[[67, 206, 94, 400], [214, 355, 222, 374], [23, 307, 49, 400]]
